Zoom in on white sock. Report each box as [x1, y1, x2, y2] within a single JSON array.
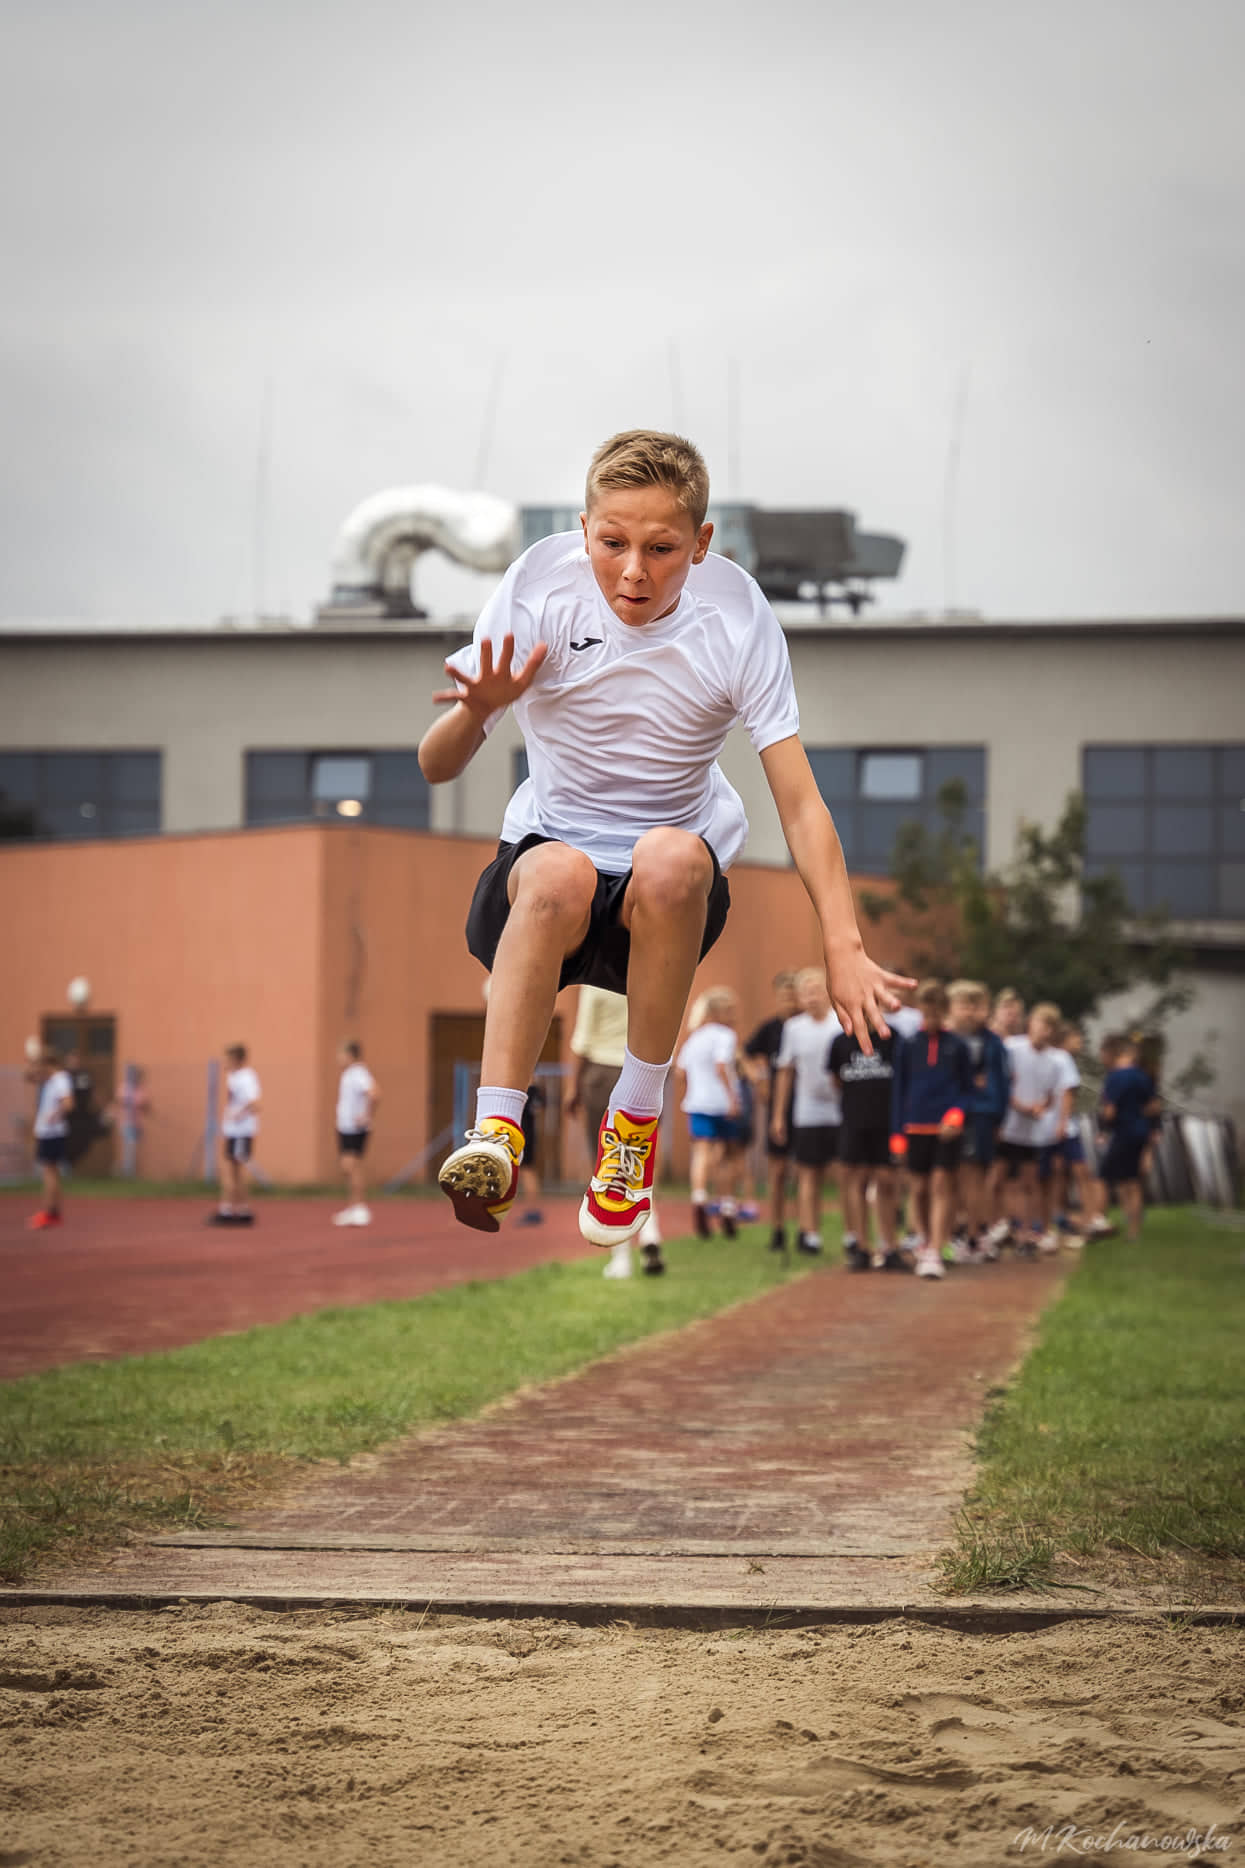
[[612, 1047, 670, 1119], [691, 1187, 709, 1205], [475, 1086, 528, 1129]]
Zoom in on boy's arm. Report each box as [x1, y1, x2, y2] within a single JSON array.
[[760, 738, 914, 1052], [418, 634, 548, 783], [770, 1063, 793, 1137]]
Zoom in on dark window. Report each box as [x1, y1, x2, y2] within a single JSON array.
[[806, 748, 854, 802], [806, 745, 986, 875], [244, 751, 429, 830], [0, 751, 161, 841], [1082, 744, 1244, 919]]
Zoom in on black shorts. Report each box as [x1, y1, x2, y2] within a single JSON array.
[[35, 1136, 67, 1165], [222, 1135, 254, 1164], [961, 1113, 1002, 1168], [904, 1132, 962, 1176], [466, 832, 731, 996], [337, 1130, 370, 1157], [791, 1124, 840, 1169], [1098, 1136, 1146, 1184], [839, 1127, 892, 1169], [997, 1138, 1038, 1174]]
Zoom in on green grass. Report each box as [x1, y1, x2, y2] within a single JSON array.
[[941, 1209, 1245, 1591], [0, 1226, 818, 1583]]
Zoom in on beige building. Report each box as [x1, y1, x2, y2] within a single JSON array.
[[2, 608, 1243, 1126]]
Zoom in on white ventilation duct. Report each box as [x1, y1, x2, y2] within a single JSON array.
[[327, 486, 520, 617]]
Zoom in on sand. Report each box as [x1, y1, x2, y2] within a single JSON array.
[[2, 1604, 1241, 1866]]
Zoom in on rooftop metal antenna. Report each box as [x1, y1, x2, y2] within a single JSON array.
[[942, 363, 971, 616], [473, 351, 506, 490], [250, 374, 273, 622], [668, 339, 684, 433], [726, 355, 741, 499]]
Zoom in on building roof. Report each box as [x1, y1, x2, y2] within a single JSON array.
[[3, 611, 1245, 645]]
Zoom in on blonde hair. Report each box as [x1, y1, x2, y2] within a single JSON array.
[[795, 967, 827, 994], [916, 978, 948, 1012], [585, 430, 710, 529], [1031, 1000, 1062, 1026], [948, 978, 987, 1003], [688, 986, 737, 1030], [993, 987, 1023, 1011]]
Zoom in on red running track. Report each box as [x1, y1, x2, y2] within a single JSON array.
[[0, 1192, 613, 1379]]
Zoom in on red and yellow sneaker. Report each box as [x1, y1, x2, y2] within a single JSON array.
[[579, 1109, 658, 1247], [437, 1118, 524, 1233], [27, 1210, 62, 1231]]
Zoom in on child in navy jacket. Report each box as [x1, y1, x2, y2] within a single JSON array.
[[891, 980, 973, 1279]]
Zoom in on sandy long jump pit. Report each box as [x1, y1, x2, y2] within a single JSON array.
[[1, 1601, 1242, 1865]]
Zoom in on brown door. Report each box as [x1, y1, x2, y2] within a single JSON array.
[[40, 1013, 117, 1177], [428, 1012, 562, 1183]]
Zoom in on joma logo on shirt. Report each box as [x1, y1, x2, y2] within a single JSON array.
[[569, 637, 602, 652]]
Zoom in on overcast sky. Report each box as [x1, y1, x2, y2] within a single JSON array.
[[2, 0, 1243, 624]]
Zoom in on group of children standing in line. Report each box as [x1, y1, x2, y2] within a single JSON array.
[[674, 970, 1163, 1280]]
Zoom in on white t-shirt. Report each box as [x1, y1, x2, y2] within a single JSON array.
[[222, 1066, 261, 1139], [1035, 1048, 1081, 1146], [336, 1063, 376, 1134], [1000, 1040, 1066, 1147], [444, 533, 801, 873], [676, 1022, 738, 1117], [776, 1011, 844, 1128], [34, 1070, 73, 1139]]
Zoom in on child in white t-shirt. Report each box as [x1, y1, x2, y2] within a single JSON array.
[[997, 1005, 1065, 1254], [675, 987, 742, 1240], [333, 1040, 380, 1228], [769, 968, 845, 1256], [27, 1049, 74, 1231], [419, 430, 911, 1249], [211, 1043, 262, 1226]]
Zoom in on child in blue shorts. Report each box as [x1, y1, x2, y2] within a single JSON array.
[[1088, 1035, 1161, 1241], [676, 988, 741, 1239]]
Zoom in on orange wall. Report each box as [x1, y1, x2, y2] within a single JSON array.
[[0, 829, 326, 1181], [0, 827, 908, 1186]]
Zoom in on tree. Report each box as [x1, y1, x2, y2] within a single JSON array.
[[862, 781, 1204, 1044]]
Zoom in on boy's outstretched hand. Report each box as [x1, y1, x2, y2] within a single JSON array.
[[826, 947, 916, 1054], [434, 633, 548, 721]]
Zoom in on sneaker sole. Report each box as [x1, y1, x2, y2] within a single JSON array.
[[578, 1199, 650, 1248], [438, 1155, 513, 1233]]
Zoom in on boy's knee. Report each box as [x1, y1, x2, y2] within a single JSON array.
[[629, 829, 713, 912], [509, 844, 597, 924]]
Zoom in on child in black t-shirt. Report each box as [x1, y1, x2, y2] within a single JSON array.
[[743, 969, 799, 1252], [828, 1027, 902, 1272]]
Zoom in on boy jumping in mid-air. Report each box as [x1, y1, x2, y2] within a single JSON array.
[[419, 430, 911, 1245]]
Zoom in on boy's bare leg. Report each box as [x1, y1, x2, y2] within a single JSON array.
[[929, 1167, 953, 1253], [796, 1163, 822, 1238], [344, 1155, 365, 1205], [841, 1165, 866, 1242], [910, 1177, 930, 1242], [874, 1168, 898, 1249], [621, 829, 714, 1064], [1121, 1179, 1143, 1240], [42, 1162, 60, 1214], [481, 844, 597, 1088]]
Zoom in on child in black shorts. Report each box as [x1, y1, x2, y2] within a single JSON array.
[[890, 981, 972, 1281], [829, 1025, 901, 1272]]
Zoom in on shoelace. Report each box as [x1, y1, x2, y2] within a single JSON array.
[[592, 1128, 650, 1198], [462, 1124, 520, 1160]]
